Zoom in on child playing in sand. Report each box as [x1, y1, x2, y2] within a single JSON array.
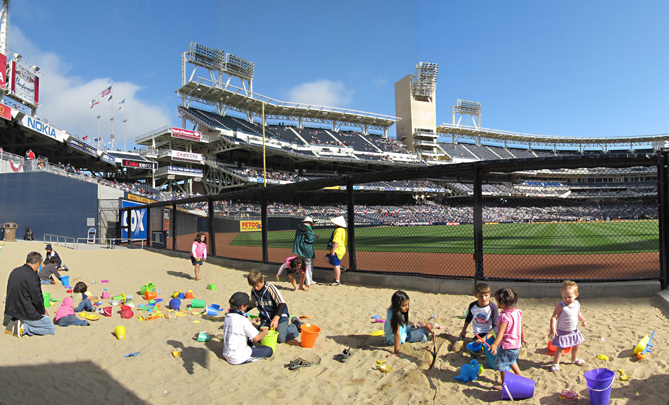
[[490, 287, 528, 391], [549, 280, 587, 372], [459, 283, 498, 342], [71, 282, 100, 313], [54, 297, 90, 327], [222, 292, 272, 365], [191, 232, 207, 281], [385, 290, 433, 357], [276, 256, 306, 291], [248, 269, 302, 343]]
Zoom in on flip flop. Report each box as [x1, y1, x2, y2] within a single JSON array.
[[334, 348, 354, 363], [285, 358, 314, 370]]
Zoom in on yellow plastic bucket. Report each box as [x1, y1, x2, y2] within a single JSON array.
[[261, 330, 279, 353]]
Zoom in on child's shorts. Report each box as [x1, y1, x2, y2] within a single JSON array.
[[495, 347, 519, 371], [326, 253, 341, 266], [191, 256, 204, 266]]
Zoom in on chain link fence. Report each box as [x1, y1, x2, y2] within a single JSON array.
[[123, 152, 669, 287]]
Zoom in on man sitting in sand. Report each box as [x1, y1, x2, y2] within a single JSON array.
[[4, 252, 56, 337]]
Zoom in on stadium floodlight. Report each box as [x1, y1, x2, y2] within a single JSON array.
[[411, 62, 438, 98], [224, 53, 255, 82], [454, 99, 481, 115], [13, 53, 21, 60], [187, 42, 226, 71]]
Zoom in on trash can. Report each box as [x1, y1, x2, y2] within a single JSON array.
[[2, 223, 17, 242]]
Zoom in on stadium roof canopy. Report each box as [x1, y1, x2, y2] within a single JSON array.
[[437, 123, 669, 151], [176, 80, 399, 133]]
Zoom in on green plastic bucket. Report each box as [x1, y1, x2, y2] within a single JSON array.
[[191, 299, 206, 308], [261, 330, 279, 353], [42, 292, 51, 309]]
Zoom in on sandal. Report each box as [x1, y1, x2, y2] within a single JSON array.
[[285, 357, 314, 370], [551, 364, 560, 372], [334, 348, 354, 363], [573, 358, 585, 366]]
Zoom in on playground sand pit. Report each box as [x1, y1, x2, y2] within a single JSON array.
[[0, 241, 668, 404]]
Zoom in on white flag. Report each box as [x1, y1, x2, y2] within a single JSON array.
[[90, 97, 99, 109]]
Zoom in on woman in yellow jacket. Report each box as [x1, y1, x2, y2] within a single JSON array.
[[326, 216, 348, 286]]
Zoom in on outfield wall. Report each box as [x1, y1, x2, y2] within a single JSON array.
[[0, 172, 98, 240]]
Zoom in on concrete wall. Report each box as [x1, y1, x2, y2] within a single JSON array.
[[146, 247, 662, 299], [0, 172, 98, 241]]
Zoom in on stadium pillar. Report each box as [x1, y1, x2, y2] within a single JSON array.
[[473, 167, 484, 281], [261, 190, 268, 263], [208, 198, 216, 257], [347, 178, 357, 271], [172, 203, 177, 251], [658, 153, 668, 289], [146, 206, 151, 248]]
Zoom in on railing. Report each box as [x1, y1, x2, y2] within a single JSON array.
[[44, 234, 76, 249], [75, 237, 146, 250], [135, 125, 172, 143]]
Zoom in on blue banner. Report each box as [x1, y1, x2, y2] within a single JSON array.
[[121, 200, 147, 241], [68, 138, 98, 157], [101, 153, 116, 165]]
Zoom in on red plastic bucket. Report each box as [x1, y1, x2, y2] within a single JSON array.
[[102, 307, 113, 317], [300, 324, 321, 348], [548, 340, 572, 354], [121, 305, 134, 319]]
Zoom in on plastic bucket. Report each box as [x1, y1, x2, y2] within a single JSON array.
[[191, 299, 206, 308], [42, 292, 50, 309], [483, 337, 497, 369], [103, 307, 113, 317], [300, 324, 321, 348], [548, 340, 572, 355], [261, 330, 279, 353], [101, 292, 110, 299], [205, 306, 219, 316], [185, 290, 194, 299], [144, 291, 157, 301], [60, 275, 70, 286], [501, 372, 535, 400], [121, 306, 134, 319], [169, 298, 181, 311], [584, 368, 614, 405], [178, 292, 185, 299]]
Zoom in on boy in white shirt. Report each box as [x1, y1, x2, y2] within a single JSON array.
[[459, 283, 499, 343], [222, 292, 272, 365]]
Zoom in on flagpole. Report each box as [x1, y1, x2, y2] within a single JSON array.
[[110, 82, 114, 150], [123, 99, 127, 151], [97, 96, 101, 149]]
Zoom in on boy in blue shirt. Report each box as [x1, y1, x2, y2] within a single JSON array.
[[247, 269, 302, 343]]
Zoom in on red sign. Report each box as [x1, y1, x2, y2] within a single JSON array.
[[0, 103, 10, 121], [171, 127, 201, 141], [0, 54, 6, 89]]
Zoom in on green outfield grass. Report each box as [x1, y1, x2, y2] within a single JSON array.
[[229, 220, 659, 255]]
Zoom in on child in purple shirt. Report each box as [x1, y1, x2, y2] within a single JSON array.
[[490, 287, 528, 391]]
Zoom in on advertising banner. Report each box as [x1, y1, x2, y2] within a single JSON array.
[[122, 159, 158, 170], [121, 200, 147, 241], [127, 194, 155, 204], [20, 115, 68, 142], [0, 54, 6, 90], [68, 138, 98, 157], [240, 220, 262, 232], [100, 153, 116, 165], [171, 127, 201, 141], [171, 150, 203, 163], [0, 103, 10, 120], [10, 60, 39, 107]]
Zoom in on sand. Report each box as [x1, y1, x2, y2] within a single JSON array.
[[0, 241, 668, 404]]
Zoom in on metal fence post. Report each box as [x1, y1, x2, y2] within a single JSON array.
[[208, 198, 216, 257], [347, 177, 357, 271], [146, 206, 151, 248], [658, 153, 668, 289], [473, 167, 484, 281], [261, 190, 268, 263], [172, 203, 177, 251]]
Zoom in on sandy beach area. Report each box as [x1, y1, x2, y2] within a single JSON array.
[[0, 241, 667, 404]]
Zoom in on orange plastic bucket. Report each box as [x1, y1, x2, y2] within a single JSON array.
[[547, 341, 572, 355], [184, 290, 194, 299], [300, 324, 321, 348], [144, 291, 157, 301]]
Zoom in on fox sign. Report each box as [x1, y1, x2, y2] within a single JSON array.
[[121, 200, 147, 241]]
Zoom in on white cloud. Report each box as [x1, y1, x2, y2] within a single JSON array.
[[287, 79, 353, 107], [8, 27, 171, 149]]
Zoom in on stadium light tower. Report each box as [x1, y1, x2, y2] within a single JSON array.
[[411, 62, 438, 102], [452, 99, 481, 129], [181, 42, 255, 124]]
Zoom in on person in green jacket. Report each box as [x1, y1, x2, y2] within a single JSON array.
[[293, 216, 318, 290]]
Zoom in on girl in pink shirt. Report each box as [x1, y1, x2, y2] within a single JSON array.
[[191, 233, 207, 281], [490, 287, 528, 391]]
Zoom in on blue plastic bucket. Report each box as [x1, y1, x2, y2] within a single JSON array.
[[60, 275, 70, 287], [466, 341, 483, 356], [206, 306, 219, 316], [482, 337, 497, 369], [169, 298, 181, 311], [501, 372, 535, 400], [584, 368, 614, 405]]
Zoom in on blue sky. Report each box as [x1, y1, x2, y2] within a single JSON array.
[[8, 0, 669, 150]]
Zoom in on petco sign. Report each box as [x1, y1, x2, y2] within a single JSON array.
[[171, 150, 203, 163], [121, 200, 147, 241]]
